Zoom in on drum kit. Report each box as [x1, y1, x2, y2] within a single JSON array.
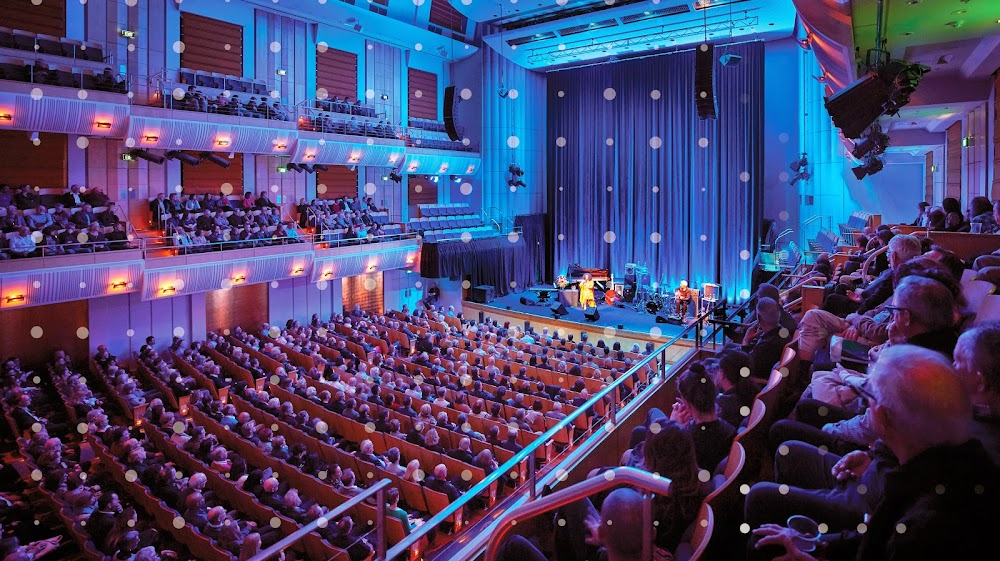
[[625, 263, 677, 316]]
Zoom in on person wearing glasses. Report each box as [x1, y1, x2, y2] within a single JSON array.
[[750, 345, 999, 561]]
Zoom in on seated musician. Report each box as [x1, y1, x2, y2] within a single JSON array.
[[675, 280, 692, 318]]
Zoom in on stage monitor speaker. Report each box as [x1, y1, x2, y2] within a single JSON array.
[[468, 285, 495, 304], [584, 307, 600, 322], [519, 296, 538, 306], [550, 302, 568, 316], [443, 86, 461, 141], [695, 43, 717, 120], [656, 313, 683, 325]]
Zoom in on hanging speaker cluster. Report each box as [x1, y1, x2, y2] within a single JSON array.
[[695, 43, 717, 120], [443, 86, 461, 141]]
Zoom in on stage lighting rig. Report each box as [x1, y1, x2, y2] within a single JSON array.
[[128, 149, 164, 164], [507, 178, 526, 189], [508, 163, 524, 176], [166, 151, 200, 165], [388, 171, 402, 183], [788, 153, 811, 186], [852, 123, 890, 160], [199, 152, 232, 168], [313, 164, 329, 171], [852, 153, 885, 180]]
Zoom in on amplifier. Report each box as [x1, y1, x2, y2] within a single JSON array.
[[468, 285, 496, 303]]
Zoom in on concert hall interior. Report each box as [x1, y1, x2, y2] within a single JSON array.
[[3, 0, 1000, 560]]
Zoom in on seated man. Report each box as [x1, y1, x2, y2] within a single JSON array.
[[8, 226, 39, 257], [423, 463, 460, 502], [741, 297, 793, 379], [750, 345, 1000, 561], [26, 205, 53, 230]]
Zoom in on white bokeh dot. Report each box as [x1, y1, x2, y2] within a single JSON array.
[[739, 249, 751, 260], [740, 289, 751, 299], [460, 182, 473, 195], [172, 41, 185, 53], [30, 326, 43, 339], [557, 233, 565, 241], [317, 41, 329, 53], [649, 136, 662, 149], [603, 87, 616, 100], [364, 182, 377, 195], [77, 90, 88, 100], [651, 89, 661, 100], [649, 326, 662, 339], [507, 232, 520, 243], [604, 231, 616, 244], [778, 171, 790, 182], [30, 87, 43, 100], [461, 232, 472, 243], [126, 329, 135, 337], [698, 137, 709, 148], [460, 88, 472, 100], [269, 41, 282, 53], [739, 171, 750, 182], [507, 135, 520, 148], [650, 232, 661, 243], [652, 186, 660, 193], [556, 137, 566, 147], [778, 132, 790, 143], [557, 90, 565, 97], [606, 138, 614, 146], [508, 89, 519, 99], [779, 210, 790, 221], [414, 43, 423, 51], [76, 137, 89, 149], [77, 327, 89, 340]]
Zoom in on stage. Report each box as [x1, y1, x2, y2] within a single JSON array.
[[461, 285, 707, 352]]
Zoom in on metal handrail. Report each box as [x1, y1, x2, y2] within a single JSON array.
[[247, 477, 392, 561], [381, 301, 723, 561], [858, 245, 890, 287], [483, 467, 671, 561], [138, 230, 417, 257]]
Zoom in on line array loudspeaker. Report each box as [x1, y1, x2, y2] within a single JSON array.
[[443, 85, 461, 141], [695, 43, 717, 120]]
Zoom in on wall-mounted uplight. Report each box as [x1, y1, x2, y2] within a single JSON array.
[[111, 281, 128, 289], [275, 143, 287, 149], [0, 113, 14, 122], [4, 294, 25, 304], [293, 266, 305, 275], [303, 153, 315, 159], [95, 121, 112, 129], [160, 286, 176, 295], [216, 138, 231, 147], [143, 134, 159, 142], [232, 274, 246, 284], [322, 271, 333, 278]]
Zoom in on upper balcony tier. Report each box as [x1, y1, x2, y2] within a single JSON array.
[[0, 232, 419, 310], [0, 71, 480, 171]]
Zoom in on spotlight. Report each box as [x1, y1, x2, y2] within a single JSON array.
[[852, 154, 884, 180], [287, 163, 303, 173], [200, 152, 232, 168], [314, 164, 329, 171], [719, 54, 742, 66], [788, 153, 810, 186], [851, 125, 890, 160], [789, 153, 808, 173], [300, 164, 315, 173], [388, 171, 402, 183], [451, 175, 462, 183], [497, 87, 510, 99], [430, 175, 439, 183], [508, 163, 524, 176], [129, 149, 165, 164], [507, 179, 526, 189], [166, 151, 201, 165]]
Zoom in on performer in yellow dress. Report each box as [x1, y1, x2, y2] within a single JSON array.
[[579, 273, 596, 309]]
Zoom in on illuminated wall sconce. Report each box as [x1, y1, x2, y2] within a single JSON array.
[[111, 281, 128, 289], [4, 294, 25, 304], [232, 274, 246, 284], [160, 286, 177, 295], [0, 113, 11, 122], [367, 264, 377, 271], [322, 271, 333, 278], [439, 165, 449, 173], [408, 164, 419, 172], [348, 154, 360, 163], [143, 134, 159, 142], [293, 266, 305, 275], [275, 143, 287, 150], [95, 121, 112, 129], [466, 165, 475, 173], [303, 153, 315, 160], [216, 139, 231, 147], [406, 255, 415, 265], [388, 156, 398, 164]]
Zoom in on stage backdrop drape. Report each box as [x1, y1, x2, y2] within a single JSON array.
[[419, 237, 533, 297], [514, 214, 549, 285], [548, 42, 764, 303]]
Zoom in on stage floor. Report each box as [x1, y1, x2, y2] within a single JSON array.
[[462, 286, 701, 349]]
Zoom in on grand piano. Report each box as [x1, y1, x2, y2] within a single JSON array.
[[567, 264, 611, 290]]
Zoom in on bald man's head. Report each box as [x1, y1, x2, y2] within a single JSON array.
[[598, 488, 646, 560], [870, 345, 972, 463]]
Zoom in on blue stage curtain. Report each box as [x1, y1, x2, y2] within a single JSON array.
[[548, 42, 764, 302], [514, 214, 549, 285]]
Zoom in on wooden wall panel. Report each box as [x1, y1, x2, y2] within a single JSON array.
[[0, 300, 89, 369], [408, 68, 438, 121], [317, 48, 358, 101], [429, 0, 468, 34], [408, 176, 438, 208], [205, 283, 268, 334], [0, 131, 67, 189], [993, 71, 1000, 201], [925, 151, 933, 203], [342, 273, 383, 314], [0, 0, 66, 37], [180, 13, 243, 77], [181, 153, 244, 195], [316, 166, 358, 200], [946, 121, 962, 201]]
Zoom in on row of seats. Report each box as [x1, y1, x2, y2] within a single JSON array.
[[299, 113, 399, 139], [315, 98, 378, 118], [418, 203, 472, 217], [179, 68, 269, 96], [409, 215, 482, 231], [0, 60, 126, 92], [408, 118, 448, 133], [0, 26, 106, 62], [409, 137, 473, 152]]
